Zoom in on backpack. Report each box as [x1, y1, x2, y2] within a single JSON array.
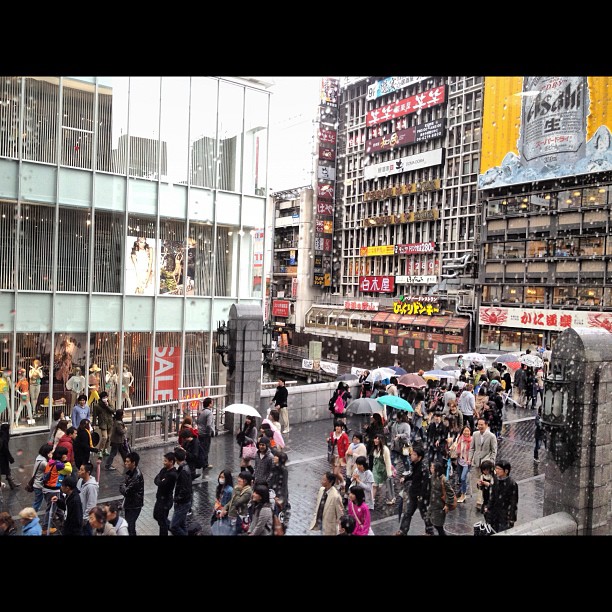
[[441, 476, 457, 511], [334, 391, 346, 415]]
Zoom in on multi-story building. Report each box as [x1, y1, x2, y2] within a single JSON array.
[[477, 76, 612, 353], [267, 186, 315, 344], [0, 76, 271, 432], [301, 76, 483, 368]]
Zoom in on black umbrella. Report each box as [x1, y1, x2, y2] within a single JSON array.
[[336, 373, 359, 381]]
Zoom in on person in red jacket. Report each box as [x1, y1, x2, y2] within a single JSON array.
[[327, 420, 350, 494], [57, 426, 77, 466]]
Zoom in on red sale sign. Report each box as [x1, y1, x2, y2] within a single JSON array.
[[149, 347, 181, 403]]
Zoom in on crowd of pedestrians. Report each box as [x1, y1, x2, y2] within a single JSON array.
[[2, 364, 530, 536]]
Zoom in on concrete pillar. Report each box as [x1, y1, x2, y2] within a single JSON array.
[[224, 304, 263, 433], [542, 326, 612, 535]]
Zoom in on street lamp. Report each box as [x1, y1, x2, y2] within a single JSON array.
[[541, 360, 577, 472], [215, 321, 229, 367], [262, 322, 274, 364]]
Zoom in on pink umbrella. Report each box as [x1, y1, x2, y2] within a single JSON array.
[[396, 373, 427, 388]]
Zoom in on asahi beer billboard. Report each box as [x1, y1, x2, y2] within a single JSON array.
[[478, 77, 612, 189]]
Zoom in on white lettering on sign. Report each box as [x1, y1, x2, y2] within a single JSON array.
[[153, 347, 179, 402]]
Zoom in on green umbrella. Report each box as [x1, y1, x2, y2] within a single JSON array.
[[376, 395, 413, 412]]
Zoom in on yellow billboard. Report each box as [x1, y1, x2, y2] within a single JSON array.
[[479, 77, 612, 189]]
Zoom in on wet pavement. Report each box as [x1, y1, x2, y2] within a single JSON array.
[[2, 403, 547, 536]]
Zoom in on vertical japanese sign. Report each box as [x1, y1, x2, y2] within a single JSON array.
[[313, 77, 339, 287]]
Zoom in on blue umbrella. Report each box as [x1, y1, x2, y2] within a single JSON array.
[[376, 395, 413, 412], [387, 365, 408, 375]]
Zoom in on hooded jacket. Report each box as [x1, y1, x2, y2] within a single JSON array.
[[77, 476, 99, 520]]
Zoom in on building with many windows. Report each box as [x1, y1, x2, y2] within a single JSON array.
[[0, 76, 271, 432], [476, 76, 612, 353]]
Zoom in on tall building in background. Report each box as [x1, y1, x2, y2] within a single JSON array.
[[0, 76, 271, 432], [477, 76, 612, 353]]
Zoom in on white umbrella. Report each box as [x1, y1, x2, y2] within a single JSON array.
[[224, 403, 261, 418], [365, 367, 397, 383], [519, 354, 543, 368], [461, 352, 489, 365]]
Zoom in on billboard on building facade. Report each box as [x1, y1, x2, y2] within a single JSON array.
[[478, 76, 612, 189]]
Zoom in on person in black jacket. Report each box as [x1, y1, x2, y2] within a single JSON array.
[[120, 451, 144, 536], [170, 447, 193, 536], [153, 451, 178, 536], [179, 428, 201, 479], [73, 419, 97, 470], [396, 444, 434, 536], [268, 450, 291, 527], [52, 475, 83, 536], [426, 411, 448, 465], [484, 459, 519, 534], [271, 378, 290, 434]]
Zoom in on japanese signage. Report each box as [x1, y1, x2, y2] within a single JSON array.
[[479, 77, 612, 189], [366, 85, 446, 126], [395, 275, 437, 284], [360, 245, 395, 257], [320, 360, 338, 374], [272, 300, 290, 317], [393, 300, 440, 315], [366, 118, 446, 154], [478, 306, 612, 332], [362, 209, 439, 226], [317, 182, 334, 200], [319, 147, 336, 161], [321, 78, 339, 106], [344, 301, 379, 311], [313, 78, 340, 288], [317, 163, 336, 181], [359, 276, 395, 293], [364, 148, 443, 180], [395, 242, 436, 255], [364, 180, 441, 202], [366, 76, 430, 101]]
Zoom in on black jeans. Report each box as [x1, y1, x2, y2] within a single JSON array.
[[398, 494, 433, 535], [199, 433, 212, 466], [124, 507, 142, 536], [105, 442, 128, 469], [153, 499, 173, 536]]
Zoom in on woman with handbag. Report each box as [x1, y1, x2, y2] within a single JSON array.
[[211, 469, 233, 526], [236, 415, 258, 474], [390, 411, 411, 476], [218, 470, 254, 535]]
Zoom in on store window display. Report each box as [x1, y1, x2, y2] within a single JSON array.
[[88, 363, 102, 406], [66, 367, 87, 409], [15, 368, 34, 427], [121, 364, 134, 408], [105, 365, 118, 408], [29, 359, 44, 413]]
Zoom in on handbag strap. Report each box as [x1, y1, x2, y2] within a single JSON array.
[[350, 502, 363, 527], [32, 460, 43, 478]]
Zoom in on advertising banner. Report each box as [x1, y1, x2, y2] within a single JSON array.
[[366, 85, 446, 126], [149, 346, 181, 403], [478, 76, 612, 189], [479, 306, 612, 332], [364, 148, 443, 180], [366, 76, 430, 101], [359, 276, 395, 293]]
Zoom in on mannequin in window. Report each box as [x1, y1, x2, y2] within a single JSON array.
[[105, 364, 118, 408], [15, 368, 34, 426], [131, 237, 154, 295], [29, 359, 44, 414], [66, 367, 87, 408], [0, 368, 12, 416], [121, 364, 134, 409], [88, 363, 102, 406]]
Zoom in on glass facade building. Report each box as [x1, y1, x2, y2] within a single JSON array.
[[0, 76, 270, 432]]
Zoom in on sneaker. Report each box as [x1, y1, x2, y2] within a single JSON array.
[[534, 458, 540, 463], [402, 470, 411, 476], [206, 464, 213, 469], [105, 466, 117, 471], [386, 498, 396, 506], [282, 428, 290, 434], [457, 494, 466, 503]]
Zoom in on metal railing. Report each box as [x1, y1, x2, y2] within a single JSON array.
[[123, 386, 228, 448]]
